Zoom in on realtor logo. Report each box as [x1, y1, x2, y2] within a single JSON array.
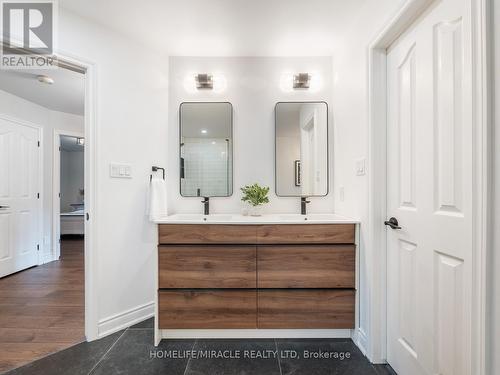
[[1, 0, 57, 69]]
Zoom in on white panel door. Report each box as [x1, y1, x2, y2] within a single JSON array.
[[386, 0, 472, 374], [0, 117, 40, 278]]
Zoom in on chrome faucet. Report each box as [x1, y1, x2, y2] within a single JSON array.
[[301, 197, 310, 215], [202, 197, 210, 215]]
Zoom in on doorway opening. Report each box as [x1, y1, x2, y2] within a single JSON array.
[[54, 133, 85, 259], [0, 61, 88, 372]]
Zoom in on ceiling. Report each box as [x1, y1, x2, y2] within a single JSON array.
[[60, 0, 399, 56], [0, 1, 402, 114], [0, 67, 85, 115]]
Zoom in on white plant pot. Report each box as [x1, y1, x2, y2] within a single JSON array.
[[248, 205, 263, 217]]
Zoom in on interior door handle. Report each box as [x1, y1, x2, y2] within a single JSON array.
[[0, 205, 10, 209], [384, 217, 401, 229]]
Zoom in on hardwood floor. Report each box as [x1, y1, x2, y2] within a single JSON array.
[[0, 238, 84, 373]]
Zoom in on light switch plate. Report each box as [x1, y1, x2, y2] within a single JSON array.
[[356, 158, 366, 176], [110, 163, 132, 178]]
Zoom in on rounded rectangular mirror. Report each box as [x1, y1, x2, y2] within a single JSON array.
[[180, 102, 233, 197], [275, 102, 328, 197]]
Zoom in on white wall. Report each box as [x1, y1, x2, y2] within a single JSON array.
[[330, 0, 405, 360], [490, 0, 499, 373], [0, 89, 84, 261], [168, 56, 333, 215], [57, 9, 169, 335], [332, 40, 371, 360], [60, 150, 84, 212]]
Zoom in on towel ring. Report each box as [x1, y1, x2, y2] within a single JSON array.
[[150, 166, 165, 181]]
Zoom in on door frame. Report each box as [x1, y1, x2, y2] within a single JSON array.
[[52, 51, 99, 342], [0, 42, 99, 341], [366, 0, 491, 373], [52, 129, 85, 261], [0, 114, 43, 266]]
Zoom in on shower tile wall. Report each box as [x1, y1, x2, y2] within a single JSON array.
[[181, 138, 232, 197]]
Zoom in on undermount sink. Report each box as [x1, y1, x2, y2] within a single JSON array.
[[277, 214, 345, 222], [156, 213, 358, 224], [171, 214, 233, 222]]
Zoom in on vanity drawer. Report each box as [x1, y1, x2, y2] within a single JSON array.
[[257, 245, 355, 288], [257, 289, 355, 329], [159, 245, 256, 288], [159, 224, 256, 244], [256, 224, 355, 244], [158, 290, 257, 329]]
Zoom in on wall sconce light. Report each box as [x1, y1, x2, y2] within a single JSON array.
[[293, 73, 311, 89], [77, 138, 85, 145], [195, 74, 213, 89]]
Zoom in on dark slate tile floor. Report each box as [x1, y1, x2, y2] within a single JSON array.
[[4, 318, 397, 375]]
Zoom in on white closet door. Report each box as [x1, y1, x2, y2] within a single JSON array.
[[0, 117, 40, 278]]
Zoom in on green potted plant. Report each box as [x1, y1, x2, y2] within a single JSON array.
[[240, 183, 270, 216]]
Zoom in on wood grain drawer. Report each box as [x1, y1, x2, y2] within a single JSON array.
[[159, 245, 256, 288], [256, 224, 355, 244], [159, 224, 256, 244], [257, 245, 355, 288], [257, 289, 355, 329], [158, 290, 257, 329]]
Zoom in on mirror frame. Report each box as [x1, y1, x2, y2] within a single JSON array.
[[179, 101, 234, 198], [274, 101, 329, 197]]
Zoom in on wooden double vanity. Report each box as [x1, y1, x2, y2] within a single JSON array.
[[153, 102, 358, 342], [154, 215, 358, 342]]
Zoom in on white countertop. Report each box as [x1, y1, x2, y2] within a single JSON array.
[[153, 213, 359, 224]]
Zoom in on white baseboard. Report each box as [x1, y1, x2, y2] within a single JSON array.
[[353, 327, 368, 357], [160, 329, 353, 340], [98, 302, 154, 338], [41, 251, 57, 265]]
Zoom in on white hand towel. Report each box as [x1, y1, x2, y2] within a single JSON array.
[[148, 176, 168, 221]]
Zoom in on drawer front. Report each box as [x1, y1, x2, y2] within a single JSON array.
[[158, 290, 257, 329], [256, 224, 355, 244], [257, 245, 355, 288], [258, 289, 355, 329], [159, 224, 256, 244], [159, 245, 256, 289]]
